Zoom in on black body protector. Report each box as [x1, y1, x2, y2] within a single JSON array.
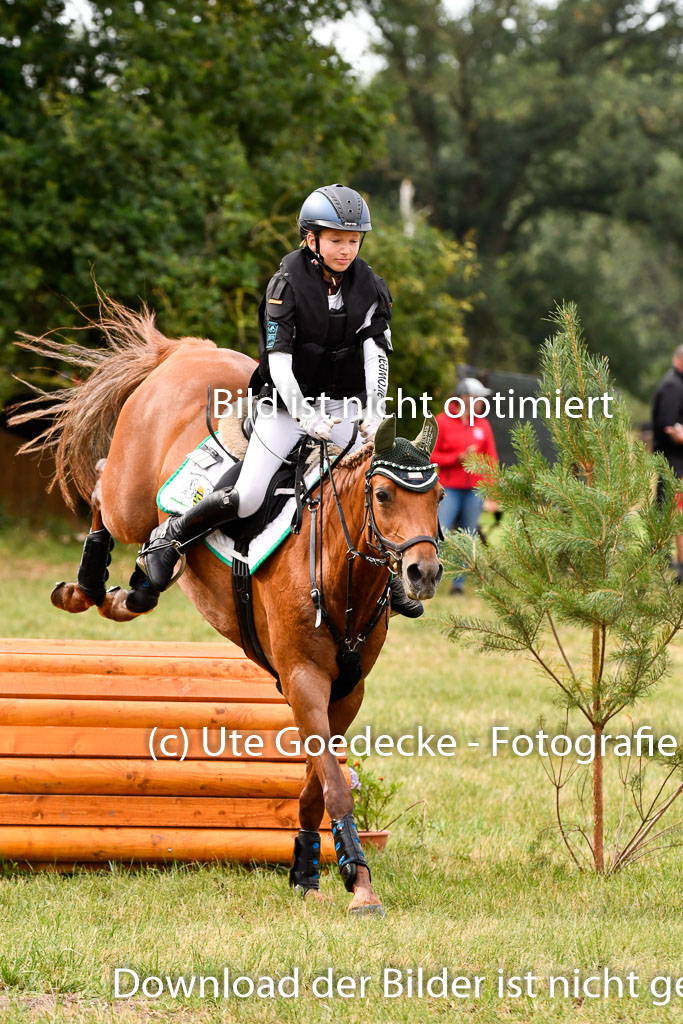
[[257, 248, 392, 403]]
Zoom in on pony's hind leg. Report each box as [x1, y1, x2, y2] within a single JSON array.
[[51, 460, 114, 613], [51, 459, 142, 622]]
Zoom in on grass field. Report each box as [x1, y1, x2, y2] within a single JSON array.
[[1, 521, 683, 1023]]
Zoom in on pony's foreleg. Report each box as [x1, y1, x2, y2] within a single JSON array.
[[51, 459, 141, 622], [287, 668, 382, 915], [298, 687, 366, 830]]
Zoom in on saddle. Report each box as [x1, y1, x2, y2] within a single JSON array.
[[210, 396, 341, 545], [213, 457, 300, 545]]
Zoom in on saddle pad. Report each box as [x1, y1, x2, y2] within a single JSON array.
[[156, 435, 334, 575]]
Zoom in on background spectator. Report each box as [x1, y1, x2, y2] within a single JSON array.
[[652, 345, 683, 583], [433, 378, 498, 595]]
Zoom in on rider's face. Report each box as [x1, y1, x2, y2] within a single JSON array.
[[307, 230, 361, 273]]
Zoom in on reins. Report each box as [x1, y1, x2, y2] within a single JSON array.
[[305, 431, 389, 658], [304, 433, 439, 661]]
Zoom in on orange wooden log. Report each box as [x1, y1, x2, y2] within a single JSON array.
[[0, 727, 309, 760], [0, 826, 337, 863], [0, 638, 251, 658], [0, 653, 266, 679], [0, 698, 293, 730], [0, 757, 319, 797], [0, 673, 283, 703], [0, 639, 269, 682], [0, 794, 331, 829]]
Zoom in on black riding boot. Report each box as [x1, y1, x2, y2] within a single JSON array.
[[389, 576, 424, 618], [137, 487, 240, 592]]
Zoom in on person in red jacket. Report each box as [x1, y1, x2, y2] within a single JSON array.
[[433, 378, 499, 595]]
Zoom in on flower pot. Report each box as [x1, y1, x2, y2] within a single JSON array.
[[358, 829, 390, 851]]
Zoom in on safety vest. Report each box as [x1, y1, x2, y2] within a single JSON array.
[[258, 248, 391, 401]]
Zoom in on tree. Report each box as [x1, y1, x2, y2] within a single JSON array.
[[0, 0, 384, 401], [363, 213, 478, 410], [358, 0, 683, 392], [1, 0, 474, 412], [445, 304, 683, 872]]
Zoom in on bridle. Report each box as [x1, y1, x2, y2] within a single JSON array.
[[363, 474, 440, 574], [304, 434, 440, 659]]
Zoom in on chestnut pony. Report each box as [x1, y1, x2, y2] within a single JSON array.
[[15, 301, 442, 914]]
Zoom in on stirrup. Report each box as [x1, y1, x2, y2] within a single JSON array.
[[136, 537, 187, 591]]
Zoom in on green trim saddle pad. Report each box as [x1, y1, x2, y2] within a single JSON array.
[[156, 436, 337, 574]]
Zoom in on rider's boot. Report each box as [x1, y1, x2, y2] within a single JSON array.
[[389, 576, 424, 618], [136, 487, 240, 593]]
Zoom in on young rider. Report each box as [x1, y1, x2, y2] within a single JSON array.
[[137, 184, 422, 616]]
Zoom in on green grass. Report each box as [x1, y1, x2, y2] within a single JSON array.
[[1, 522, 683, 1023]]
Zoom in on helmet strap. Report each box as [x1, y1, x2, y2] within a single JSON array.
[[311, 231, 341, 285], [308, 229, 367, 283]]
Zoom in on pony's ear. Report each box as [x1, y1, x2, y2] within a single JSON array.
[[414, 413, 438, 455], [373, 415, 396, 454]]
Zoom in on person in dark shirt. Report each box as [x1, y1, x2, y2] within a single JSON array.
[[652, 345, 683, 580]]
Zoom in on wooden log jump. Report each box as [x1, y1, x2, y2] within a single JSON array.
[[0, 638, 343, 866]]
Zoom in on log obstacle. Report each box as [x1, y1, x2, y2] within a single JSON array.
[[0, 638, 342, 867]]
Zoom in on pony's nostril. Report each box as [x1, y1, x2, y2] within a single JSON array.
[[435, 563, 444, 585], [406, 563, 422, 585]]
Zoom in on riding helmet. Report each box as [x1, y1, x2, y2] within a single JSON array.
[[298, 185, 372, 237]]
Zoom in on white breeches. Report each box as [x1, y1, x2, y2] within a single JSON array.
[[234, 399, 365, 518]]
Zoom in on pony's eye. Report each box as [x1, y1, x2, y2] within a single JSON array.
[[375, 489, 390, 504], [438, 488, 446, 503]]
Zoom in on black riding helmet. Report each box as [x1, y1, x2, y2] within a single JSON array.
[[298, 184, 371, 277]]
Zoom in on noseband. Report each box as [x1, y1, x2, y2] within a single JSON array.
[[363, 474, 440, 574]]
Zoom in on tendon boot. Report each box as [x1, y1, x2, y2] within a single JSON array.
[[330, 813, 369, 892], [137, 487, 240, 592], [389, 576, 424, 619], [289, 830, 321, 896], [76, 528, 114, 606]]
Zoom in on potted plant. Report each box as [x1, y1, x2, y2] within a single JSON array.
[[350, 756, 425, 849]]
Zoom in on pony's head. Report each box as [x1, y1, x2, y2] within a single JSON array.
[[367, 415, 444, 600]]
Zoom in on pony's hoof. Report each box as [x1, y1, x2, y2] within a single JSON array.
[[292, 886, 330, 903], [349, 903, 385, 918], [304, 890, 331, 904], [50, 581, 94, 613]]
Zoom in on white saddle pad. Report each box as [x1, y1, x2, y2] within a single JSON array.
[[156, 434, 334, 575]]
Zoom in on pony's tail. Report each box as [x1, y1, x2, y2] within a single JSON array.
[[9, 291, 196, 510]]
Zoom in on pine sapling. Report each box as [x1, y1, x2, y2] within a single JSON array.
[[444, 303, 683, 872]]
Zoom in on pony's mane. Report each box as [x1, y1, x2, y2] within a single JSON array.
[[327, 441, 374, 495]]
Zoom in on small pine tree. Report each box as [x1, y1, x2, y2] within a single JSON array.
[[444, 303, 683, 872]]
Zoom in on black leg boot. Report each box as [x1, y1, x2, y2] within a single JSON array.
[[76, 528, 114, 606], [124, 566, 160, 614], [289, 830, 322, 896], [137, 487, 240, 592], [389, 576, 424, 618]]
